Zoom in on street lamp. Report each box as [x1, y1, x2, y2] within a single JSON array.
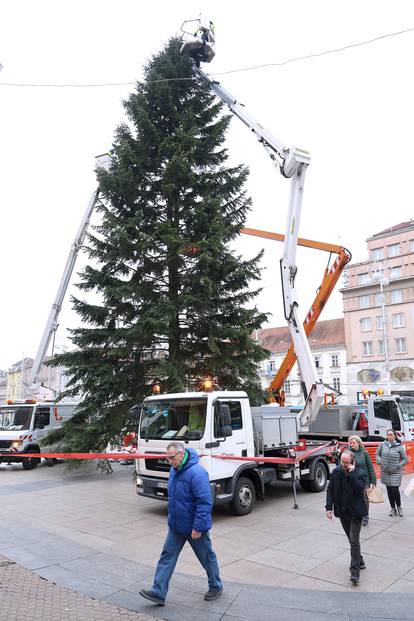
[[371, 272, 391, 395]]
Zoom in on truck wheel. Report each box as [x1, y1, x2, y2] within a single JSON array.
[[303, 461, 328, 492], [22, 448, 41, 470], [230, 477, 256, 516]]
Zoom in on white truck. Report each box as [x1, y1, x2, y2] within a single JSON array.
[[135, 391, 414, 515], [0, 400, 77, 469], [135, 390, 334, 515], [306, 395, 414, 443]]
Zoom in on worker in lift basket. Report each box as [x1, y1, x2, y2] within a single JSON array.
[[139, 441, 222, 606], [325, 450, 368, 586]]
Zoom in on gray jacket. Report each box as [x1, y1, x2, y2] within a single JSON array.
[[376, 441, 408, 486]]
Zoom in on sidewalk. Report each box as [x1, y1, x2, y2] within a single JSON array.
[[0, 461, 413, 620], [0, 555, 159, 621]]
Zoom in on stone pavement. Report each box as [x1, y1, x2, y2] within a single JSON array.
[[0, 460, 413, 620], [0, 554, 158, 621]]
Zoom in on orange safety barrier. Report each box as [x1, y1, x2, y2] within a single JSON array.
[[1, 441, 335, 466]]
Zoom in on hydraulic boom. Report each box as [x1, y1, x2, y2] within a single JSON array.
[[181, 22, 324, 428]]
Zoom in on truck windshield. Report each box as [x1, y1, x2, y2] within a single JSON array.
[[140, 398, 207, 440], [0, 406, 33, 430], [399, 399, 414, 422]]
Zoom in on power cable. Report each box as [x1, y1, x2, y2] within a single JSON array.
[[0, 26, 413, 88]]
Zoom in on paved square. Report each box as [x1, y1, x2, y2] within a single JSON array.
[[0, 460, 413, 620]]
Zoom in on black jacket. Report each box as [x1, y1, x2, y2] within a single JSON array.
[[325, 465, 367, 518]]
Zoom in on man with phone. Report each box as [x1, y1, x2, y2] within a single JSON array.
[[325, 450, 368, 586]]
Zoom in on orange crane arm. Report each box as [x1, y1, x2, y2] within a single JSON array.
[[241, 227, 351, 401]]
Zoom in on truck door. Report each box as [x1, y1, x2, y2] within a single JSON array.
[[372, 400, 393, 439], [33, 407, 51, 443], [209, 399, 248, 480]]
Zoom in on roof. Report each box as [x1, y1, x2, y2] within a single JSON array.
[[368, 220, 414, 239], [258, 318, 345, 354]]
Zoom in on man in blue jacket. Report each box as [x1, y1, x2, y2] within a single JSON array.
[[139, 442, 223, 606]]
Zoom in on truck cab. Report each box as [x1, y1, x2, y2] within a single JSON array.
[[136, 391, 254, 502], [0, 400, 77, 469], [368, 395, 414, 441]]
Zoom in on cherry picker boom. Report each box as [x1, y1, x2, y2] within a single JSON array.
[[181, 21, 324, 429], [29, 155, 111, 388]]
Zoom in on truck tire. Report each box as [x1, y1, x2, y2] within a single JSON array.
[[301, 460, 328, 493], [230, 477, 256, 516], [22, 447, 41, 470]]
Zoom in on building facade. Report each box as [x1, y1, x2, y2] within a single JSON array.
[[341, 221, 414, 402], [257, 318, 348, 405], [5, 357, 69, 402]]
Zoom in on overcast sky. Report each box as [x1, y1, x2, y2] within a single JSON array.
[[1, 1, 414, 370]]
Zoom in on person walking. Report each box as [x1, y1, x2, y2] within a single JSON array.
[[348, 435, 376, 526], [376, 429, 408, 517], [325, 450, 368, 586], [139, 441, 222, 606]]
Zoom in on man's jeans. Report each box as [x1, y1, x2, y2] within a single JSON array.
[[339, 514, 363, 575], [152, 529, 222, 601]]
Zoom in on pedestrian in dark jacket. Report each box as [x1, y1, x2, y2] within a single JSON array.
[[348, 435, 376, 526], [376, 429, 408, 517], [326, 450, 368, 586], [139, 442, 222, 606]]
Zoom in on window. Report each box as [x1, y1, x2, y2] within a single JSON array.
[[214, 401, 243, 436], [34, 407, 50, 430], [395, 337, 407, 353], [375, 292, 384, 306], [378, 340, 385, 355], [358, 273, 369, 285], [284, 380, 291, 394], [376, 315, 385, 330], [374, 400, 391, 421], [269, 360, 276, 372], [360, 317, 372, 332], [362, 341, 373, 356], [392, 313, 405, 328], [388, 243, 400, 258], [359, 295, 370, 309], [390, 266, 401, 279], [371, 248, 384, 261], [332, 377, 341, 392], [410, 240, 414, 252], [330, 354, 339, 367], [314, 356, 321, 368], [391, 289, 403, 304], [226, 401, 243, 430]]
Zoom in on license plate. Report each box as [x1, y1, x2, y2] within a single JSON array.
[[157, 481, 168, 489]]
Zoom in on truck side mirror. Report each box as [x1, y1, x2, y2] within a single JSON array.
[[215, 402, 232, 438], [129, 404, 142, 428]]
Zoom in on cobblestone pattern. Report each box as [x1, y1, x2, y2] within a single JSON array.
[[0, 557, 159, 621]]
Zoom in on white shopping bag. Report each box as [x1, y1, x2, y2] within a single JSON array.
[[404, 477, 414, 498]]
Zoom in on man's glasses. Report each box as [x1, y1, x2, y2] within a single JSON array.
[[166, 450, 184, 461]]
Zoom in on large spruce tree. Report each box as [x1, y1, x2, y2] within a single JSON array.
[[48, 38, 268, 453]]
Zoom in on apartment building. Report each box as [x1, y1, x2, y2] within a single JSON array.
[[341, 221, 414, 402], [257, 318, 347, 406]]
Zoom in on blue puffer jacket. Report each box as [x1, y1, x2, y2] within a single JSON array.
[[167, 448, 212, 535]]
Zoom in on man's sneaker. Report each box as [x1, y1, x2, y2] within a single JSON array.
[[389, 508, 397, 517], [350, 574, 359, 586], [362, 517, 369, 526], [138, 589, 165, 606], [204, 587, 223, 601], [397, 506, 404, 517], [359, 560, 366, 570]]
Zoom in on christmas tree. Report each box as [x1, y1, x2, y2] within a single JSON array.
[[47, 38, 268, 454]]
